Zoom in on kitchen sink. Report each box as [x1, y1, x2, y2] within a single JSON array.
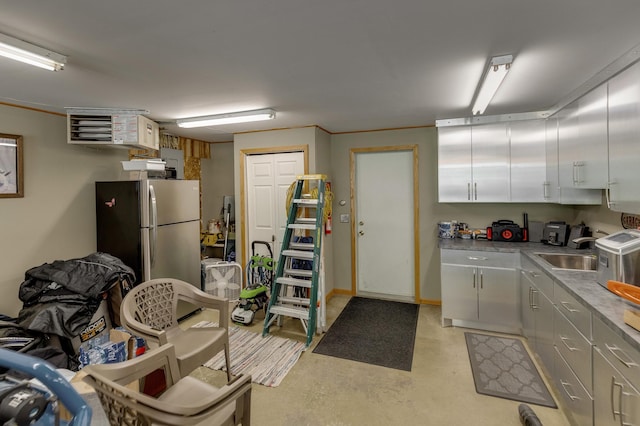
[[535, 252, 598, 271]]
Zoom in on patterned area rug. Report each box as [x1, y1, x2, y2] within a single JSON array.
[[464, 332, 557, 408], [199, 322, 306, 387]]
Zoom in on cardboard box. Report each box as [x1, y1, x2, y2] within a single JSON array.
[[78, 328, 145, 368], [71, 297, 112, 352]]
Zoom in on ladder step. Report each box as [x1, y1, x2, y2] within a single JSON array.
[[288, 223, 317, 230], [276, 276, 312, 287], [282, 250, 314, 260], [269, 305, 310, 320], [295, 217, 317, 224], [294, 198, 318, 205], [289, 242, 314, 251], [278, 296, 310, 306], [284, 268, 312, 277]]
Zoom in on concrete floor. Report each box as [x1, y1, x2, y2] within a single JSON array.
[[189, 295, 572, 426]]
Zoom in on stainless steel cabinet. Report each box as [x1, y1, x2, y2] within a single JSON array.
[[607, 60, 640, 213], [437, 124, 509, 202], [593, 315, 640, 426], [471, 123, 510, 202], [520, 257, 555, 373], [554, 348, 594, 426], [594, 347, 640, 426], [558, 85, 609, 189], [545, 116, 602, 205], [510, 120, 547, 202], [438, 126, 473, 202], [441, 250, 519, 332]]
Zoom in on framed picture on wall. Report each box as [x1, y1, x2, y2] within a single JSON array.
[[0, 133, 24, 198]]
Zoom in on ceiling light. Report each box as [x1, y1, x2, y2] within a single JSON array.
[[472, 55, 513, 115], [176, 108, 276, 128], [0, 32, 67, 71]]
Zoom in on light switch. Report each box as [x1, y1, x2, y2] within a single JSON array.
[[340, 214, 349, 223]]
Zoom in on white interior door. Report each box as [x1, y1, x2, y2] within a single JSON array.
[[246, 152, 304, 261], [355, 150, 414, 298]]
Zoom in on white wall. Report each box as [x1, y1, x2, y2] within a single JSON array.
[[0, 104, 128, 317]]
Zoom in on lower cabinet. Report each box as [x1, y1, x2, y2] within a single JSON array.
[[593, 315, 640, 425], [554, 347, 594, 426], [593, 347, 640, 425], [520, 260, 555, 373], [441, 250, 519, 332]]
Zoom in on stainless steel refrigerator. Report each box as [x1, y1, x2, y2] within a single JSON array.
[[96, 179, 201, 318]]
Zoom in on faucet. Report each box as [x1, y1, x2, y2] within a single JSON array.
[[572, 229, 609, 244]]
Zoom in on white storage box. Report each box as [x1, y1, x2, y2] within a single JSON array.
[[121, 159, 166, 171]]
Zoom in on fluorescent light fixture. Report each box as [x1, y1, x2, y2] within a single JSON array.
[[0, 32, 66, 71], [472, 55, 513, 115], [176, 108, 276, 128]]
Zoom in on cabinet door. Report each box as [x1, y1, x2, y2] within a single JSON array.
[[510, 120, 547, 202], [594, 347, 640, 426], [559, 85, 608, 189], [546, 115, 602, 205], [471, 123, 510, 202], [438, 126, 472, 202], [608, 60, 640, 212], [535, 289, 555, 374], [478, 266, 519, 326], [441, 263, 477, 322]]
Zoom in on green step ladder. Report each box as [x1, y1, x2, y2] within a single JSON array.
[[263, 174, 326, 346]]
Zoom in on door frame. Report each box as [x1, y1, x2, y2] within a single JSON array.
[[239, 145, 309, 269], [349, 145, 420, 302]]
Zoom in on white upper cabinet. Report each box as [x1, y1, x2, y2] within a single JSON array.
[[607, 61, 640, 213], [558, 84, 609, 189], [510, 120, 547, 202]]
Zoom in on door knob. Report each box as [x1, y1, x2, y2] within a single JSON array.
[[359, 230, 365, 236]]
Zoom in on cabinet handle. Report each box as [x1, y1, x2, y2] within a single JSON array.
[[530, 288, 539, 310], [606, 344, 639, 369], [527, 270, 540, 278], [543, 182, 550, 200], [467, 256, 488, 261], [467, 183, 471, 201], [560, 336, 579, 352], [573, 161, 585, 185], [560, 380, 580, 401], [611, 377, 624, 423], [474, 182, 477, 201], [480, 270, 483, 289], [472, 269, 476, 289], [607, 181, 617, 209], [560, 301, 579, 314]]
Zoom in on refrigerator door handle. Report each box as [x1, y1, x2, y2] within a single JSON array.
[[149, 183, 158, 267]]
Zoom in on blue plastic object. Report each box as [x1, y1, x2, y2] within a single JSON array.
[[0, 348, 91, 425]]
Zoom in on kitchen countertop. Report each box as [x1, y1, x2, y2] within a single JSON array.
[[439, 238, 640, 352]]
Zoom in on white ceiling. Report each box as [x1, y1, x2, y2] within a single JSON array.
[[2, 1, 640, 142]]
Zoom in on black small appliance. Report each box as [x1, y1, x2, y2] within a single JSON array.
[[487, 219, 524, 242], [542, 221, 570, 246]]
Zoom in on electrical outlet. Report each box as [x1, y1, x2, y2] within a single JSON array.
[[340, 214, 349, 223]]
